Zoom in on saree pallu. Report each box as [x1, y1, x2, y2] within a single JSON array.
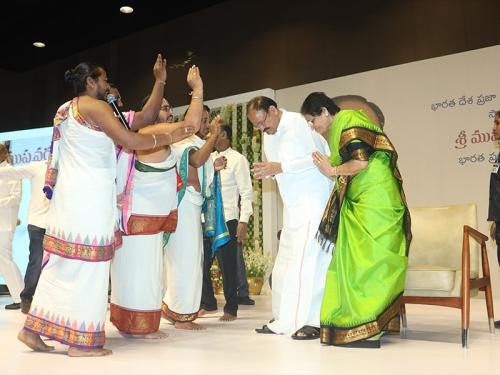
[[319, 110, 411, 346], [25, 99, 119, 348]]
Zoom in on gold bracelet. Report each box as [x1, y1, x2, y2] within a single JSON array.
[[156, 80, 166, 85], [152, 134, 157, 149], [191, 96, 203, 100], [331, 166, 338, 176]]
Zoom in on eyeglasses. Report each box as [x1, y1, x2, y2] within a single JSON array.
[[253, 110, 268, 130]]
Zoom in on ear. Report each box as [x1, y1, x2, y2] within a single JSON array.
[[321, 107, 330, 116], [85, 76, 96, 90]]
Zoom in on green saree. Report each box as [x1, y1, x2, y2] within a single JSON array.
[[319, 109, 411, 346]]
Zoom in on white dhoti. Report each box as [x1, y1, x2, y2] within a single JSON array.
[[111, 155, 177, 334], [162, 189, 203, 322], [26, 254, 109, 348], [0, 230, 24, 303], [24, 99, 120, 349], [267, 199, 332, 335]]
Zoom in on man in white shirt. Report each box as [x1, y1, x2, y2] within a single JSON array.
[[0, 144, 24, 310], [247, 96, 333, 339], [0, 160, 50, 314], [200, 122, 254, 320]]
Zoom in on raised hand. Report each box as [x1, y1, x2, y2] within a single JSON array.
[[187, 65, 203, 91], [208, 115, 222, 138], [153, 54, 167, 83]]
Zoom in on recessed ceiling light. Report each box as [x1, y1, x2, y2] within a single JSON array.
[[33, 42, 46, 48], [120, 6, 134, 14]]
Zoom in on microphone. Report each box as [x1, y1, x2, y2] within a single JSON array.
[[106, 94, 130, 129]]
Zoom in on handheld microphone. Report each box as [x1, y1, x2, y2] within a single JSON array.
[[106, 94, 130, 130]]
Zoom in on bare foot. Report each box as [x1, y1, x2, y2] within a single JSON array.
[[198, 308, 217, 317], [17, 329, 55, 352], [219, 313, 237, 322], [174, 321, 206, 330], [67, 347, 113, 357], [120, 330, 168, 340]]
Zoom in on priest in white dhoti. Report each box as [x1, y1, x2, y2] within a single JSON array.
[[111, 96, 203, 338], [247, 96, 333, 340], [162, 112, 226, 330]]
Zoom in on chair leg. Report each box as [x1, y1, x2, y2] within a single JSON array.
[[461, 288, 471, 348], [400, 304, 407, 337], [485, 283, 495, 333]]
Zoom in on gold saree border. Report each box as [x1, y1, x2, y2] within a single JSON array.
[[161, 303, 198, 323], [338, 126, 412, 253], [43, 231, 121, 262], [126, 210, 178, 235], [24, 313, 105, 349], [110, 304, 161, 335], [320, 295, 402, 345]]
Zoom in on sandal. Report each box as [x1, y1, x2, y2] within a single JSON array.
[[255, 325, 275, 334], [336, 339, 380, 348], [291, 325, 320, 340]]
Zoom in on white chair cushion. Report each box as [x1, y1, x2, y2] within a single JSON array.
[[405, 265, 456, 292]]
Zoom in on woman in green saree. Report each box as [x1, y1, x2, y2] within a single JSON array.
[[301, 92, 411, 348]]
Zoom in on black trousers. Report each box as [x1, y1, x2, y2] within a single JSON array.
[[200, 219, 238, 316], [20, 225, 45, 301]]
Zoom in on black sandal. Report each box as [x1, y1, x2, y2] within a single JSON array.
[[291, 325, 320, 340], [255, 325, 275, 334], [336, 339, 380, 348]]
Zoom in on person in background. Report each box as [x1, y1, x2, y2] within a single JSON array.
[[0, 160, 50, 314], [488, 111, 500, 329], [0, 143, 24, 310]]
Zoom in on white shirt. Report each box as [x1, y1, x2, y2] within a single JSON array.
[[0, 160, 22, 231], [0, 161, 49, 229], [212, 147, 253, 223], [263, 109, 332, 208]]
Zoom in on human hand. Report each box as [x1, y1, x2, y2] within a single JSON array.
[[187, 65, 203, 91], [208, 115, 222, 138], [253, 161, 282, 179], [153, 54, 167, 83], [236, 222, 248, 244], [165, 123, 196, 144], [214, 156, 227, 171], [312, 151, 335, 177]]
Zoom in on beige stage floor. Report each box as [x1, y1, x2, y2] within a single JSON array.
[[1, 294, 500, 375]]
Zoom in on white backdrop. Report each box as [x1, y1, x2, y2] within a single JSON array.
[[276, 45, 500, 296]]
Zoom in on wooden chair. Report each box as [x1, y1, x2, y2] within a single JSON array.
[[401, 203, 494, 348]]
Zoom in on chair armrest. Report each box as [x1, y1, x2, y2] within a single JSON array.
[[463, 225, 488, 244]]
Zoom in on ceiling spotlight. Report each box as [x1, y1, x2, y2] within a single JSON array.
[[33, 42, 46, 48], [120, 6, 134, 14]]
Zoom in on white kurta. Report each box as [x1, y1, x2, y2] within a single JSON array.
[[162, 135, 214, 321], [264, 110, 333, 335]]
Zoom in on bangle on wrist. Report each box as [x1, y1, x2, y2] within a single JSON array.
[[151, 134, 157, 149], [156, 80, 166, 85], [331, 166, 338, 176], [191, 96, 203, 100]]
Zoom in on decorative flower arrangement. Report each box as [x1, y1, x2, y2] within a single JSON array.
[[244, 244, 274, 278], [210, 259, 223, 294]]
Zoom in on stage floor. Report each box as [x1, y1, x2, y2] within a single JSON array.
[[1, 294, 499, 375]]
